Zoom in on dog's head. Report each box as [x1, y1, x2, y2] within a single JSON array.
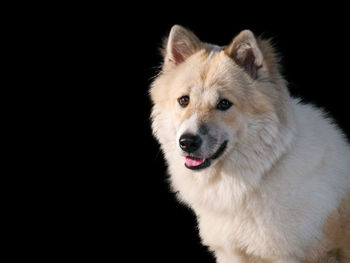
[[151, 25, 294, 173]]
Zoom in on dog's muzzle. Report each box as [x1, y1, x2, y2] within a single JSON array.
[[178, 133, 228, 170]]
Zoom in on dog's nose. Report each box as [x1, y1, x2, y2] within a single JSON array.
[[179, 133, 202, 153]]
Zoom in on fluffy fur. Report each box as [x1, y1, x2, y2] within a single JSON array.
[[150, 25, 350, 263]]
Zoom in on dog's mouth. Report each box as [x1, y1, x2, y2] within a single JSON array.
[[184, 141, 228, 170]]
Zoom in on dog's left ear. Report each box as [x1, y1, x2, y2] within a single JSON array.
[[225, 30, 264, 79]]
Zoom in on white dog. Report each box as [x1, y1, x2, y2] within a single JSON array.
[[150, 25, 350, 262]]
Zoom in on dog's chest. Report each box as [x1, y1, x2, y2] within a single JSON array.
[[197, 208, 283, 258]]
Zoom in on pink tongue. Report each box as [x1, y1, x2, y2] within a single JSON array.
[[185, 156, 204, 167]]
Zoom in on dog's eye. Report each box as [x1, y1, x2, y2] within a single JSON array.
[[217, 99, 232, 111], [178, 95, 190, 107]]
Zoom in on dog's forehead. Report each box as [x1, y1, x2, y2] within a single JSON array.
[[191, 84, 219, 104], [205, 45, 223, 67], [177, 47, 238, 99], [184, 50, 225, 85]]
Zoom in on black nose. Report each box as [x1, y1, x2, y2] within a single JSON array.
[[179, 133, 202, 153]]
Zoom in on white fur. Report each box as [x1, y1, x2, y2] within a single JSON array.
[[176, 113, 198, 150], [151, 26, 350, 263], [159, 99, 350, 262]]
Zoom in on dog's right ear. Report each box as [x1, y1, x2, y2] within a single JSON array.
[[162, 25, 201, 70]]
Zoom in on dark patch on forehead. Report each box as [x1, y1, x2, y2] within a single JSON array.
[[199, 48, 226, 87]]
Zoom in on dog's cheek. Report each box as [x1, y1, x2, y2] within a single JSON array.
[[217, 113, 242, 143]]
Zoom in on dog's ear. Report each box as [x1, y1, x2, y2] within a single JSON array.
[[225, 30, 264, 79], [163, 25, 201, 70]]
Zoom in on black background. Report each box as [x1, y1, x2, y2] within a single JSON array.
[[65, 4, 350, 262]]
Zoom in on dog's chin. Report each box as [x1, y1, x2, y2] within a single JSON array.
[[184, 141, 228, 171]]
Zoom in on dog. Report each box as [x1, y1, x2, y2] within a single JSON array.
[[150, 25, 350, 263]]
